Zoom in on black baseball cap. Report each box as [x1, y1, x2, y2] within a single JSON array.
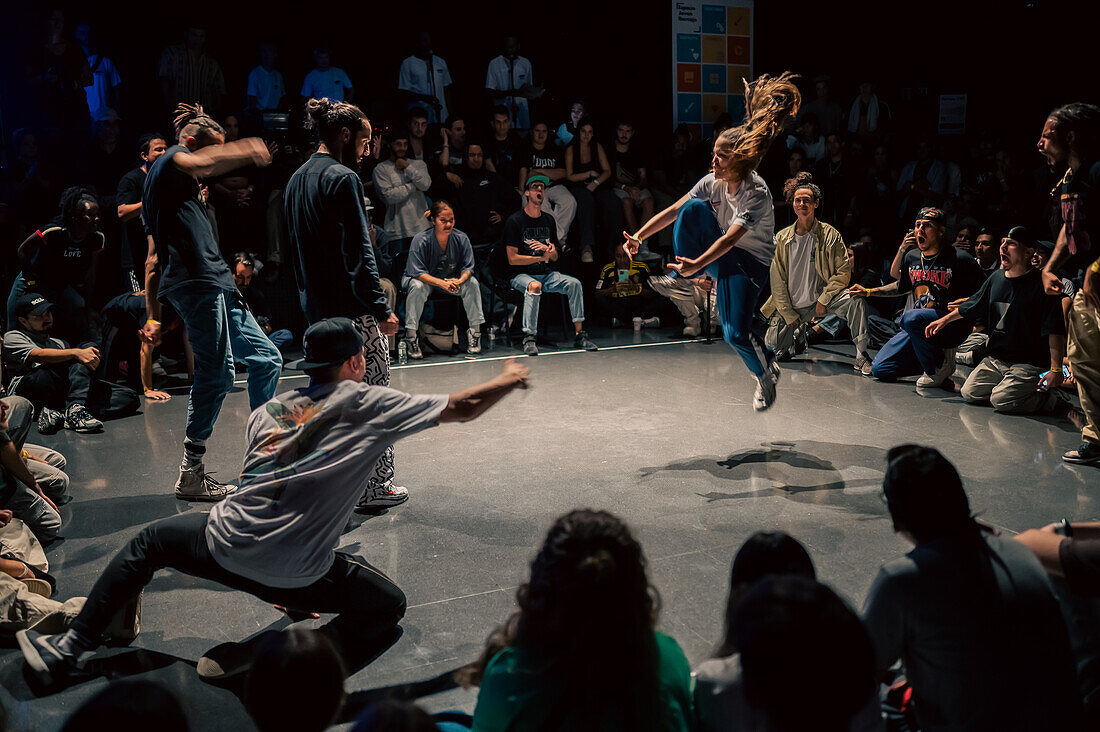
[[14, 294, 53, 319], [916, 207, 946, 226], [289, 317, 363, 371]]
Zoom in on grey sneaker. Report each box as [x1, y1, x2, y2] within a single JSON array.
[[916, 349, 956, 388], [854, 353, 873, 376], [17, 629, 80, 686], [523, 335, 539, 356], [753, 374, 778, 412], [793, 324, 808, 355], [956, 350, 975, 366], [467, 327, 482, 354], [37, 407, 63, 435], [175, 466, 237, 502], [574, 331, 598, 351], [355, 483, 409, 513], [641, 316, 661, 328], [64, 404, 103, 434], [405, 337, 423, 360], [648, 274, 695, 300]]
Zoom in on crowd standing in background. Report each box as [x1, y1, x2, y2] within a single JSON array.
[[1, 14, 1100, 732]]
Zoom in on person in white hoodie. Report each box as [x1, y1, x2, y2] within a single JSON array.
[[372, 129, 431, 259]]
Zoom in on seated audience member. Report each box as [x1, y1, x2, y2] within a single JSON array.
[[864, 444, 1082, 730], [594, 247, 661, 329], [245, 628, 346, 732], [850, 207, 983, 387], [484, 106, 522, 191], [609, 120, 657, 261], [373, 130, 431, 257], [116, 134, 169, 289], [760, 173, 869, 372], [0, 397, 61, 543], [457, 143, 518, 249], [23, 443, 71, 508], [504, 176, 597, 356], [801, 76, 845, 135], [734, 576, 878, 732], [2, 295, 139, 434], [649, 270, 718, 338], [847, 81, 891, 138], [60, 679, 189, 732], [406, 107, 429, 161], [784, 112, 825, 164], [973, 227, 1001, 277], [300, 48, 352, 104], [232, 253, 292, 351], [403, 202, 485, 359], [695, 531, 867, 731], [896, 140, 947, 223], [565, 119, 617, 263], [457, 509, 693, 731], [7, 187, 104, 345], [927, 226, 1068, 414], [954, 228, 1006, 367], [555, 100, 585, 148], [519, 121, 576, 246], [16, 320, 530, 686], [437, 116, 468, 177], [950, 221, 980, 256]]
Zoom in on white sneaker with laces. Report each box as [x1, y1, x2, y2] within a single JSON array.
[[648, 274, 695, 300], [175, 466, 237, 502], [916, 348, 956, 388], [467, 327, 482, 354]]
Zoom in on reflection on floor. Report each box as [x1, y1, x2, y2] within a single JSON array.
[[1, 328, 1095, 730]]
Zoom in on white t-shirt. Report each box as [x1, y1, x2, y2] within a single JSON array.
[[398, 54, 452, 123], [247, 65, 285, 110], [788, 230, 818, 308], [85, 54, 121, 120], [206, 381, 448, 588], [486, 55, 533, 129], [687, 171, 776, 267], [301, 67, 353, 102]]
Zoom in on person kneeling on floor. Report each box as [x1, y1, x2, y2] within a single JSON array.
[[2, 295, 138, 434], [17, 317, 530, 686], [926, 226, 1070, 415]]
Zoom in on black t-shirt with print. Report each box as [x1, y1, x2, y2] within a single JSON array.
[[503, 210, 558, 276], [898, 245, 983, 314], [608, 144, 645, 186], [1052, 159, 1100, 276], [958, 268, 1065, 367], [522, 144, 564, 184], [25, 226, 105, 292]]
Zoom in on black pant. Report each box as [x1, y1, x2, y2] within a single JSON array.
[[69, 512, 407, 646], [14, 360, 92, 409]]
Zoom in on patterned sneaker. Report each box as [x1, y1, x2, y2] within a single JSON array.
[[64, 404, 103, 434], [523, 335, 539, 356], [355, 484, 409, 512], [1064, 442, 1100, 466], [175, 466, 237, 502], [854, 353, 873, 376], [17, 629, 80, 686], [37, 407, 63, 435], [574, 331, 598, 351], [406, 337, 423, 360], [466, 327, 482, 354], [648, 274, 695, 300]]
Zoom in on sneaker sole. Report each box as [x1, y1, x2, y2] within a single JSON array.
[[17, 631, 57, 686], [354, 495, 410, 513], [174, 490, 233, 502], [1063, 455, 1100, 466]]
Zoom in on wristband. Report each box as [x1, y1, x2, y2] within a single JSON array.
[[1091, 261, 1100, 274], [146, 318, 160, 326]]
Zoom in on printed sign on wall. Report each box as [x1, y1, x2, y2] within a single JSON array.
[[672, 0, 753, 144]]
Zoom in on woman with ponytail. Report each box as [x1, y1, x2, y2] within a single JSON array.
[[457, 509, 693, 732], [623, 72, 800, 411]]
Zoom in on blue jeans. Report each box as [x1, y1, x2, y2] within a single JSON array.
[[871, 308, 969, 381], [509, 271, 584, 336], [673, 197, 772, 377], [164, 287, 282, 447]]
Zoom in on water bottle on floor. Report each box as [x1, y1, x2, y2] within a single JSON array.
[[397, 340, 408, 365]]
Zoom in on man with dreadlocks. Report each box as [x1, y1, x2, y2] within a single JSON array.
[[140, 103, 282, 501], [285, 97, 408, 511], [623, 73, 800, 411], [1038, 102, 1100, 467]]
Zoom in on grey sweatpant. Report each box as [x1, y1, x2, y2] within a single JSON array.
[[961, 356, 1063, 414]]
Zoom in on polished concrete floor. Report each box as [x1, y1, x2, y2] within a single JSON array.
[[1, 327, 1096, 730]]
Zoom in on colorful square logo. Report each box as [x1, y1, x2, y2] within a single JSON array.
[[727, 6, 751, 35], [702, 65, 726, 94], [727, 36, 751, 65], [701, 35, 726, 64], [702, 5, 727, 33], [678, 93, 702, 123], [677, 64, 702, 92], [676, 34, 701, 63], [727, 64, 751, 94]]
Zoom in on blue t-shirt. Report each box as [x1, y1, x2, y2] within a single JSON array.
[[142, 145, 234, 299], [404, 229, 476, 281]]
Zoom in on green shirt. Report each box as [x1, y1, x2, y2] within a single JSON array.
[[471, 631, 694, 732]]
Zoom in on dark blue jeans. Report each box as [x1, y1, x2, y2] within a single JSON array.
[[871, 308, 970, 381], [673, 197, 772, 377]]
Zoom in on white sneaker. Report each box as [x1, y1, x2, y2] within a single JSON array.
[[648, 274, 695, 300], [175, 466, 237, 502], [355, 483, 409, 512], [916, 349, 956, 388], [580, 248, 594, 263], [467, 327, 482, 354], [753, 374, 777, 412]]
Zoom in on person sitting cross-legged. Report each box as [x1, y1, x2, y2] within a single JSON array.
[[402, 201, 486, 359], [760, 172, 869, 372], [2, 295, 138, 434], [504, 175, 597, 356], [17, 317, 531, 686], [926, 226, 1070, 415]]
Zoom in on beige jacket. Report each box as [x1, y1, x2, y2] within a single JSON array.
[[761, 219, 851, 325]]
